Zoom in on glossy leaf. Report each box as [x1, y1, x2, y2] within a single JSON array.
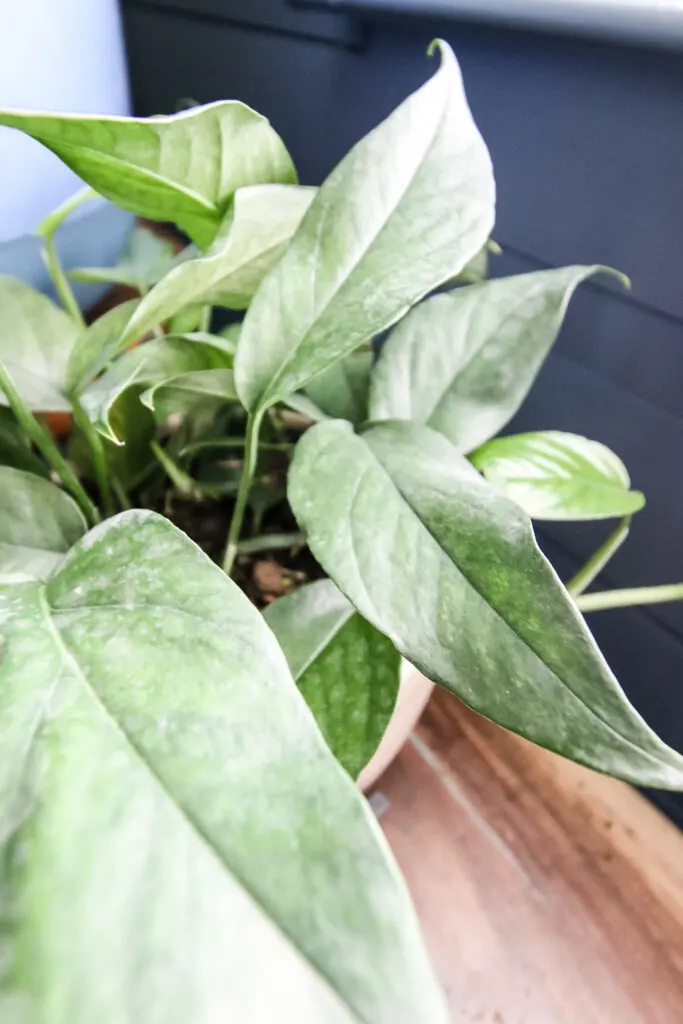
[[369, 266, 619, 453], [235, 40, 495, 413], [141, 368, 237, 420], [470, 431, 645, 520], [0, 407, 48, 477], [80, 335, 234, 441], [0, 510, 447, 1023], [69, 224, 181, 290], [0, 465, 86, 578], [304, 349, 373, 427], [0, 102, 297, 247], [264, 579, 401, 777], [66, 297, 142, 394], [0, 276, 78, 411], [289, 419, 683, 789], [118, 185, 316, 350]]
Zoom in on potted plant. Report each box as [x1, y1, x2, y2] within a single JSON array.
[[0, 40, 681, 1022], [0, 0, 133, 306]]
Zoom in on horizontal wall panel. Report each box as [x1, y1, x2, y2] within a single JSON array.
[[124, 0, 360, 45]]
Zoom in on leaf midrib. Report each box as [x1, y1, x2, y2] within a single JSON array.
[[42, 138, 218, 215], [34, 588, 366, 1024]]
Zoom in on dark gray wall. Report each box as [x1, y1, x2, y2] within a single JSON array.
[[122, 1, 683, 823]]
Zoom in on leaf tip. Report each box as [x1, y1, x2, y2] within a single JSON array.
[[426, 38, 453, 65]]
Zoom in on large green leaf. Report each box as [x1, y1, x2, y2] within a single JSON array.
[[369, 266, 619, 453], [235, 40, 494, 413], [0, 465, 86, 578], [0, 276, 78, 411], [0, 103, 297, 247], [0, 407, 48, 477], [264, 579, 401, 778], [141, 368, 237, 420], [118, 185, 316, 350], [303, 349, 373, 427], [69, 224, 182, 291], [0, 510, 447, 1023], [470, 431, 645, 520], [66, 298, 142, 394], [80, 334, 234, 441], [288, 419, 683, 789]]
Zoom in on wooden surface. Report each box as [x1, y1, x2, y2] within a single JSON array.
[[375, 688, 683, 1023]]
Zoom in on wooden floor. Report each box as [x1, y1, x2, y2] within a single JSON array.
[[375, 688, 683, 1024]]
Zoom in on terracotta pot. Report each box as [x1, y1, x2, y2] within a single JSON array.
[[358, 662, 434, 792]]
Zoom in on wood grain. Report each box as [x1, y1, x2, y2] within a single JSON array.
[[375, 688, 683, 1024]]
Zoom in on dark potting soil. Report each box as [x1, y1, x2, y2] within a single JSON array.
[[166, 495, 325, 609]]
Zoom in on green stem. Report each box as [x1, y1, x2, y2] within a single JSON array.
[[181, 437, 293, 457], [72, 399, 114, 516], [222, 410, 263, 575], [36, 186, 97, 330], [111, 475, 131, 511], [199, 305, 212, 333], [151, 441, 196, 498], [576, 583, 683, 613], [0, 364, 98, 525], [566, 516, 631, 598], [237, 532, 305, 556], [41, 233, 86, 328]]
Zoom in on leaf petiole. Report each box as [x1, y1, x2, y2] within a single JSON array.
[[222, 410, 264, 575], [576, 583, 683, 613], [237, 532, 305, 557], [72, 398, 114, 516], [36, 186, 97, 330], [0, 362, 99, 526], [566, 516, 631, 598]]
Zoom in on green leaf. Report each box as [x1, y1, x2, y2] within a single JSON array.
[[283, 392, 330, 422], [0, 103, 297, 247], [235, 40, 494, 413], [0, 407, 49, 477], [0, 465, 86, 578], [369, 266, 621, 453], [68, 224, 181, 290], [66, 298, 142, 394], [470, 431, 645, 521], [288, 418, 683, 789], [0, 276, 78, 411], [0, 510, 447, 1023], [141, 368, 237, 419], [80, 335, 234, 441], [264, 579, 401, 777], [304, 349, 373, 427], [118, 185, 316, 350]]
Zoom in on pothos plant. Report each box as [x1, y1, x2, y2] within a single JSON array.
[[0, 39, 682, 1024]]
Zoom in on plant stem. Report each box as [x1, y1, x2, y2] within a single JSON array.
[[199, 305, 212, 333], [111, 475, 131, 511], [41, 233, 86, 328], [0, 363, 98, 525], [222, 410, 263, 575], [72, 399, 114, 516], [237, 532, 305, 556], [576, 583, 683, 613], [566, 516, 631, 598], [36, 186, 97, 331], [151, 441, 196, 498], [181, 437, 293, 457]]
